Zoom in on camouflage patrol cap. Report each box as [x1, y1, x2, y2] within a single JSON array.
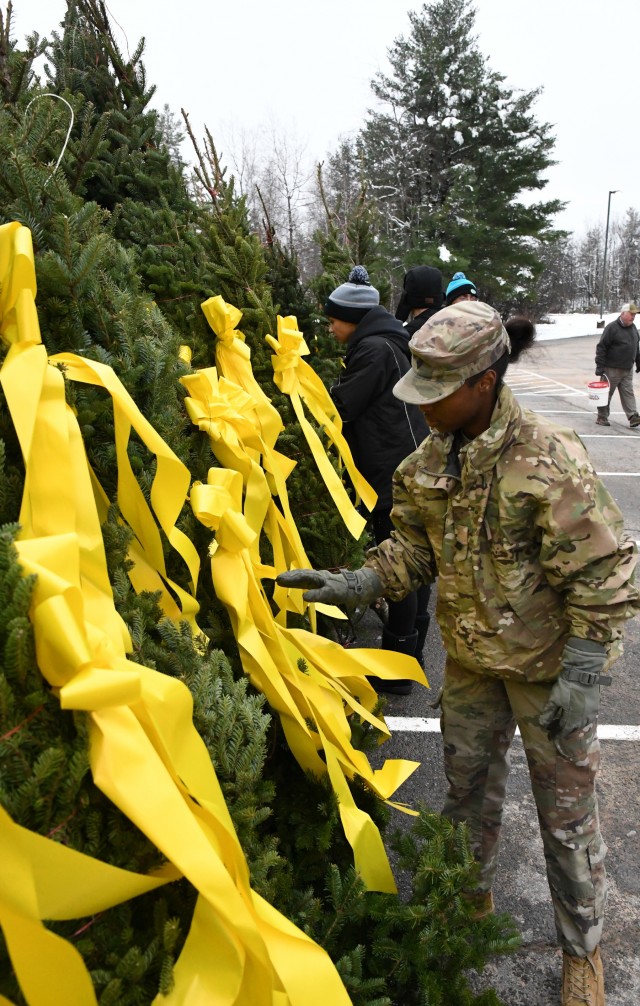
[[393, 300, 511, 405]]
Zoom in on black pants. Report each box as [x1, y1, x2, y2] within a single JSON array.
[[370, 509, 431, 635]]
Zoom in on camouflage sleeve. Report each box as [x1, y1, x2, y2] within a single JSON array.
[[535, 440, 640, 645], [364, 463, 437, 601]]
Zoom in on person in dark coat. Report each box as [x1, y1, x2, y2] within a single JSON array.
[[325, 266, 430, 693], [594, 302, 640, 427], [395, 264, 444, 336]]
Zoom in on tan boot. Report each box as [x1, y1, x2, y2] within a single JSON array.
[[461, 889, 494, 920], [561, 946, 604, 1005]]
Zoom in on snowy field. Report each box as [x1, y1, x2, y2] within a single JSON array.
[[535, 312, 615, 342]]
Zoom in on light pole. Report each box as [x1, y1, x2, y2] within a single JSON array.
[[599, 189, 619, 322]]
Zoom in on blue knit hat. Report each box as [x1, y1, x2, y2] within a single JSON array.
[[324, 265, 380, 323], [445, 271, 477, 306]]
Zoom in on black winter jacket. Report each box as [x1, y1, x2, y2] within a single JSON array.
[[403, 305, 442, 338], [595, 317, 640, 372], [330, 306, 429, 512]]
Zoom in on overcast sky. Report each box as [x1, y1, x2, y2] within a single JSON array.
[[15, 0, 640, 237]]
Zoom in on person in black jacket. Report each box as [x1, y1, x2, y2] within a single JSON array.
[[594, 302, 640, 427], [325, 266, 430, 693], [395, 264, 444, 336]]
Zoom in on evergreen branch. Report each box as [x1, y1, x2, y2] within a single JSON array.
[[256, 183, 276, 246], [0, 1, 13, 99], [46, 805, 80, 838], [181, 107, 216, 202], [316, 161, 334, 228], [0, 701, 44, 742]]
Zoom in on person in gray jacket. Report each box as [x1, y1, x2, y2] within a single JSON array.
[[594, 303, 640, 427]]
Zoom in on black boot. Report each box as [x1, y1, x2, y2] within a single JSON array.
[[368, 627, 419, 695], [413, 614, 431, 668]]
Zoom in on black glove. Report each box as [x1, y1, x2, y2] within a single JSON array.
[[539, 638, 611, 737], [276, 567, 383, 622]]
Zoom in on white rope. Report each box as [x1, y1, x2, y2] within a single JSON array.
[[24, 93, 75, 186]]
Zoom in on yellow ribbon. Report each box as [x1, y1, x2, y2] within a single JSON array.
[[50, 352, 202, 637], [89, 464, 187, 626], [0, 802, 177, 1006], [180, 366, 330, 626], [178, 343, 192, 365], [0, 221, 352, 1006], [267, 315, 377, 539], [191, 468, 425, 892], [202, 294, 285, 452]]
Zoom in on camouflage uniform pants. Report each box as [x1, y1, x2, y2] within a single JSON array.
[[441, 658, 606, 955]]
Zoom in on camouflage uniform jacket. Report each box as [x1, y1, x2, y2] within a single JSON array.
[[365, 385, 639, 682]]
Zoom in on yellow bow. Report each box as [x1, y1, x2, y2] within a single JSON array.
[[202, 294, 285, 452], [181, 366, 323, 625]]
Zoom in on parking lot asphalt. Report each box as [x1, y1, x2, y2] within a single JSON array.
[[357, 332, 640, 1005]]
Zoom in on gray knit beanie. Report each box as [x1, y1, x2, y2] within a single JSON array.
[[324, 265, 380, 323]]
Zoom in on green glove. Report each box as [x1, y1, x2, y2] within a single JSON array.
[[539, 637, 611, 737], [276, 567, 383, 621]]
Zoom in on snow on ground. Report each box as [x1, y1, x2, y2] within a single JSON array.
[[535, 312, 616, 342]]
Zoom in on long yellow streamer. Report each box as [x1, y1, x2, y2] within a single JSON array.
[[0, 221, 352, 1006], [266, 315, 377, 538], [89, 463, 187, 626], [50, 351, 202, 637]]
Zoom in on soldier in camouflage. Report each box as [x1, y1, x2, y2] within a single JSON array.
[[278, 301, 640, 1006]]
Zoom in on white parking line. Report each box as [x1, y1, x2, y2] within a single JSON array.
[[508, 370, 590, 397], [533, 410, 629, 414], [385, 717, 440, 733], [508, 384, 561, 392], [517, 390, 584, 397], [384, 717, 640, 740]]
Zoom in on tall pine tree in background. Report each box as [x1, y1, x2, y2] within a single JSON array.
[[0, 4, 520, 1003], [354, 0, 565, 312]]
